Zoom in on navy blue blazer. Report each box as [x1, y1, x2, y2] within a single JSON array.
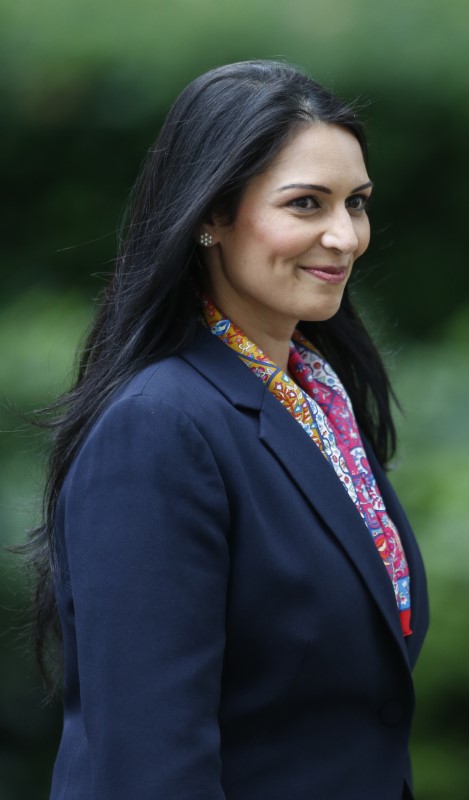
[[50, 326, 429, 800]]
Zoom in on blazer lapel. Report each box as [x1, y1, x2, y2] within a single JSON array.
[[364, 441, 429, 664], [258, 389, 410, 668], [182, 328, 411, 669]]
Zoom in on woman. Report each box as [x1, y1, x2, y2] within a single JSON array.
[[36, 61, 428, 799]]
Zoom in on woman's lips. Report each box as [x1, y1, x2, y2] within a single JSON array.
[[300, 266, 347, 284]]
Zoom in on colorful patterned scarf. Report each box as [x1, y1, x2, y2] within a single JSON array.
[[202, 297, 412, 637]]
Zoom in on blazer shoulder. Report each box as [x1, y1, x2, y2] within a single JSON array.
[[115, 327, 265, 420], [119, 354, 208, 402], [57, 358, 228, 525], [107, 356, 227, 431], [65, 334, 253, 481]]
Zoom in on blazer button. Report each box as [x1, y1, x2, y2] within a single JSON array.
[[379, 699, 404, 726]]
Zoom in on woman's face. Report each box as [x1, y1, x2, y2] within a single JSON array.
[[201, 123, 372, 344]]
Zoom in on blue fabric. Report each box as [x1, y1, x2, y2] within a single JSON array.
[[50, 326, 428, 800]]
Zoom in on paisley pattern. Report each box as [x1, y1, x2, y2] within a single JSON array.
[[202, 298, 412, 637]]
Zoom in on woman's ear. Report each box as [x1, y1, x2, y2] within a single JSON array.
[[195, 206, 230, 248]]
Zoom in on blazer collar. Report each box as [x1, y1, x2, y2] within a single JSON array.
[[181, 325, 266, 410], [182, 326, 412, 669]]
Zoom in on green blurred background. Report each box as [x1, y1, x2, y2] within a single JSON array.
[[1, 0, 468, 797]]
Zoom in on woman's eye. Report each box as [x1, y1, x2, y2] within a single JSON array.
[[346, 194, 371, 212], [288, 196, 318, 211]]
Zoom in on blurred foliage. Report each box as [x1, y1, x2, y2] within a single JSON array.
[[1, 0, 468, 797]]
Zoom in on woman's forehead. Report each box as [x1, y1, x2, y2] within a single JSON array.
[[255, 124, 370, 191]]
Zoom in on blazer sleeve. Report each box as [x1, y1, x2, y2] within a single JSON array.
[[62, 393, 230, 799]]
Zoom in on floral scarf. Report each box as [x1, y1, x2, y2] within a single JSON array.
[[202, 297, 412, 637]]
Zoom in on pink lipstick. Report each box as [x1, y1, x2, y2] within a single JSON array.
[[301, 266, 347, 284]]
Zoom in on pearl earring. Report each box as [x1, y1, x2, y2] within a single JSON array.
[[199, 232, 213, 247]]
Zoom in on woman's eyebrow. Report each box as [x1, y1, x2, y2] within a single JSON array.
[[352, 181, 374, 192], [276, 180, 374, 194]]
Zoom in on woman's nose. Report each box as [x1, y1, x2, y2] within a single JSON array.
[[320, 210, 359, 254]]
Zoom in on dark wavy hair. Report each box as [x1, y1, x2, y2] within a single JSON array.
[[30, 59, 396, 692]]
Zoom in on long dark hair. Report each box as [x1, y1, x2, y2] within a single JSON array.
[[31, 59, 396, 691]]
